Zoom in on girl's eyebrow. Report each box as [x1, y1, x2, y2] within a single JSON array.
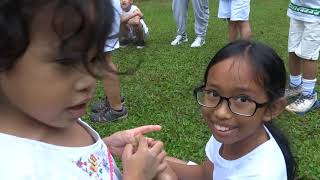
[[206, 82, 261, 98]]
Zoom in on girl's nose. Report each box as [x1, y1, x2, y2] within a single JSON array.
[[212, 100, 233, 120]]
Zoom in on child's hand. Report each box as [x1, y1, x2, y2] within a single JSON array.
[[122, 136, 167, 180], [154, 162, 178, 180], [102, 125, 161, 157]]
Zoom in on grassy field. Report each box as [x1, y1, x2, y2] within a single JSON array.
[[85, 0, 320, 179]]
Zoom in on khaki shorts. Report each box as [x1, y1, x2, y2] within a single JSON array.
[[288, 18, 320, 60]]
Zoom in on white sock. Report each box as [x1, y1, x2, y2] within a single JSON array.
[[302, 78, 316, 95], [289, 74, 302, 87]]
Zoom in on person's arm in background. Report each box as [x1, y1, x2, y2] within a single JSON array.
[[128, 8, 143, 25], [166, 157, 213, 180], [121, 8, 143, 24]]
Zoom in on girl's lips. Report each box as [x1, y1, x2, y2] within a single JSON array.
[[68, 103, 87, 118], [212, 124, 237, 137]]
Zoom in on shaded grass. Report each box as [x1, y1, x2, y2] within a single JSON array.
[[85, 0, 320, 179]]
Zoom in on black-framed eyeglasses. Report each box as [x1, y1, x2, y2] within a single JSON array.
[[193, 86, 269, 117]]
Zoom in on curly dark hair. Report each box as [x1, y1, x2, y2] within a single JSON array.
[[0, 0, 114, 73]]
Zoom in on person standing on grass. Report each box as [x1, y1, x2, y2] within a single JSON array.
[[218, 0, 252, 42], [0, 0, 168, 179], [119, 0, 149, 49], [165, 41, 296, 180], [285, 0, 320, 113], [170, 0, 210, 48], [90, 0, 128, 122]]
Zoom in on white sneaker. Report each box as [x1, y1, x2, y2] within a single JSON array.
[[171, 35, 188, 46], [284, 84, 303, 97], [190, 36, 205, 48], [285, 93, 317, 113]]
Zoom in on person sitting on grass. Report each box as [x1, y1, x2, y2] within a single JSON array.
[[165, 41, 296, 180], [120, 0, 149, 48]]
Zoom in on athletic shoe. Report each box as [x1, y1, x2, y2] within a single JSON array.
[[91, 106, 128, 122], [285, 92, 317, 113], [190, 36, 205, 48], [171, 35, 188, 46], [135, 40, 145, 49], [284, 84, 303, 97], [91, 96, 125, 113], [119, 39, 130, 47]]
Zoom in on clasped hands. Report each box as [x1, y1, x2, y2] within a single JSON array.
[[103, 125, 174, 180]]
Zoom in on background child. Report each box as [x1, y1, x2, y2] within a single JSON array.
[[90, 0, 128, 122], [170, 0, 210, 48], [166, 41, 296, 180], [0, 0, 166, 179], [285, 0, 319, 113], [218, 0, 252, 42], [120, 0, 149, 48]]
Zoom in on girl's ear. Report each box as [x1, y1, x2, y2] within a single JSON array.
[[263, 97, 287, 122]]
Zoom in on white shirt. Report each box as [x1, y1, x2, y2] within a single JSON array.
[[122, 5, 139, 17], [205, 126, 287, 180], [0, 119, 122, 180], [287, 0, 320, 22]]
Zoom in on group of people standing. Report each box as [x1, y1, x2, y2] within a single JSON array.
[[91, 0, 255, 123], [171, 0, 251, 47], [92, 0, 319, 123]]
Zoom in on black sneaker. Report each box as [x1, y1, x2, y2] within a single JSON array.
[[120, 39, 130, 47], [91, 96, 125, 113], [135, 40, 145, 49], [91, 106, 128, 122]]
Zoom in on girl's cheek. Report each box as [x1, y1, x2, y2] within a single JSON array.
[[202, 108, 211, 120]]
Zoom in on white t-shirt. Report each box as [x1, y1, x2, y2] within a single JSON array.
[[287, 0, 320, 23], [0, 119, 122, 180], [205, 126, 287, 180]]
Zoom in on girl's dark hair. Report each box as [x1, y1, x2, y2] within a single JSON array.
[[0, 0, 114, 73], [203, 40, 296, 180]]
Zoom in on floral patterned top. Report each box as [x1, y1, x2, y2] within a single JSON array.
[[0, 119, 122, 180]]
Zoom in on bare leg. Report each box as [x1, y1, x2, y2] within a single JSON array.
[[102, 53, 122, 111], [288, 52, 302, 76], [302, 59, 317, 79], [132, 23, 144, 42], [228, 21, 238, 42], [239, 21, 252, 40], [120, 23, 130, 40]]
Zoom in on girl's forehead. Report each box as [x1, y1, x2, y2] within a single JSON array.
[[207, 57, 265, 94], [210, 57, 255, 77]]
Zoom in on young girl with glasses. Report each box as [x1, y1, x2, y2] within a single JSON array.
[[166, 40, 296, 180]]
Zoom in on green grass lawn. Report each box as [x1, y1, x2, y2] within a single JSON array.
[[86, 0, 320, 179]]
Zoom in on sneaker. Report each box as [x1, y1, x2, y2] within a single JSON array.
[[190, 36, 205, 48], [119, 39, 130, 47], [171, 35, 188, 46], [91, 106, 128, 122], [91, 96, 125, 113], [134, 40, 145, 49], [285, 92, 317, 113], [285, 84, 303, 97]]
